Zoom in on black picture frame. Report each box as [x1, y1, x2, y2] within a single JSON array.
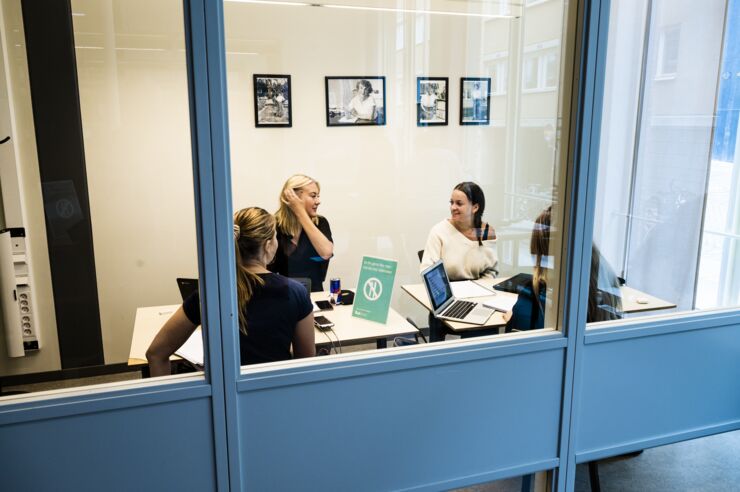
[[459, 77, 491, 126], [253, 74, 292, 128], [416, 77, 449, 126], [325, 76, 386, 127]]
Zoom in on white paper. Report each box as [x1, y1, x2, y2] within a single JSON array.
[[450, 280, 495, 299], [482, 296, 518, 313], [175, 328, 204, 367]]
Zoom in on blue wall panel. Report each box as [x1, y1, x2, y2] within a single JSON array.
[[575, 320, 740, 462], [236, 344, 565, 491], [0, 395, 218, 491]]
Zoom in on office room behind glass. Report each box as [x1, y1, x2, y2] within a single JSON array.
[[1, 0, 585, 397], [221, 0, 574, 367]]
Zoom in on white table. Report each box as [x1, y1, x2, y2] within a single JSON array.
[[401, 277, 677, 334], [128, 291, 418, 366]]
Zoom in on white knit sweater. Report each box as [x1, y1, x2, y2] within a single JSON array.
[[420, 219, 498, 280]]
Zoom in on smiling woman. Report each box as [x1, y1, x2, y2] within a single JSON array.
[[420, 182, 499, 281], [269, 174, 334, 291]]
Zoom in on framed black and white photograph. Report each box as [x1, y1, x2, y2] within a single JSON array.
[[325, 76, 386, 126], [253, 74, 292, 127], [417, 77, 448, 126], [460, 77, 491, 125]]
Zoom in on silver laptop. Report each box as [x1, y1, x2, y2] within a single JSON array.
[[421, 260, 494, 325]]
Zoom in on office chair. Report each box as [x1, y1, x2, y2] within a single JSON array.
[[293, 277, 312, 293]]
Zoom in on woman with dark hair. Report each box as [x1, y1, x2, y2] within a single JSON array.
[[504, 205, 622, 331], [420, 182, 498, 341], [146, 207, 316, 375], [420, 181, 498, 280]]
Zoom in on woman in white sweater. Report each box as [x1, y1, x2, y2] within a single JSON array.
[[420, 182, 498, 341], [420, 182, 498, 279]]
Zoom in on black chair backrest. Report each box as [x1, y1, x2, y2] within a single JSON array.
[[293, 277, 312, 293]]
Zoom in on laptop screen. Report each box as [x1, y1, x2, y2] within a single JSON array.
[[422, 261, 453, 311]]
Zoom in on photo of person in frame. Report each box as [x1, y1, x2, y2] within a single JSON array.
[[254, 74, 292, 127], [460, 77, 491, 126], [325, 76, 386, 126], [417, 77, 448, 126]]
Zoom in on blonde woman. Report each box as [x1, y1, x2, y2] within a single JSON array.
[[270, 174, 333, 292], [146, 207, 315, 375]]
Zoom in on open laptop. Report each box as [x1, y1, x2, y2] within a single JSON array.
[[176, 278, 199, 301], [421, 260, 494, 325]]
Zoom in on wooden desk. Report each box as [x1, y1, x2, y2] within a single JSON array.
[[128, 291, 417, 366], [401, 277, 677, 333]]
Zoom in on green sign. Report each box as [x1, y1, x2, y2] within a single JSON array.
[[352, 256, 397, 324]]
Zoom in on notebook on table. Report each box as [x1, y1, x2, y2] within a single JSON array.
[[420, 260, 494, 325]]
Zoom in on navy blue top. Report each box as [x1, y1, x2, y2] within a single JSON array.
[[269, 216, 333, 292], [505, 281, 547, 332], [182, 273, 313, 365]]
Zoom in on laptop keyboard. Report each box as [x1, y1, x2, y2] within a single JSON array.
[[442, 300, 476, 319]]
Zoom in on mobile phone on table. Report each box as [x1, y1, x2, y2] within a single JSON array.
[[315, 300, 333, 311], [314, 315, 334, 331]]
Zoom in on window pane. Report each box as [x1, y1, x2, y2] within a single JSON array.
[[590, 0, 733, 326], [0, 0, 203, 397], [221, 0, 574, 371]]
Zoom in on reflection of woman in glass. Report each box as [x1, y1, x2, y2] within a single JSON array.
[[503, 206, 551, 331], [347, 79, 377, 121], [503, 206, 622, 331], [146, 208, 315, 375], [270, 174, 334, 292]]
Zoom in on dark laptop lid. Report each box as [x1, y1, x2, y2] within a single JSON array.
[[176, 278, 199, 301], [421, 260, 453, 311], [492, 273, 532, 294]]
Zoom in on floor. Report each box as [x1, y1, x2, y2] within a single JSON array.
[[458, 429, 740, 491]]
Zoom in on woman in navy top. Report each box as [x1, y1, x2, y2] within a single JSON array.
[[269, 174, 333, 292], [146, 207, 315, 376]]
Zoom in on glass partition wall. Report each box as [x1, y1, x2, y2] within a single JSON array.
[[223, 0, 577, 370], [0, 0, 205, 397], [590, 0, 734, 327]]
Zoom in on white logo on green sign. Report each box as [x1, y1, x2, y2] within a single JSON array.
[[363, 277, 383, 301], [352, 256, 397, 324]]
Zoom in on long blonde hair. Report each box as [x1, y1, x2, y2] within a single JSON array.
[[234, 207, 276, 334], [531, 206, 552, 302], [275, 174, 320, 237]]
